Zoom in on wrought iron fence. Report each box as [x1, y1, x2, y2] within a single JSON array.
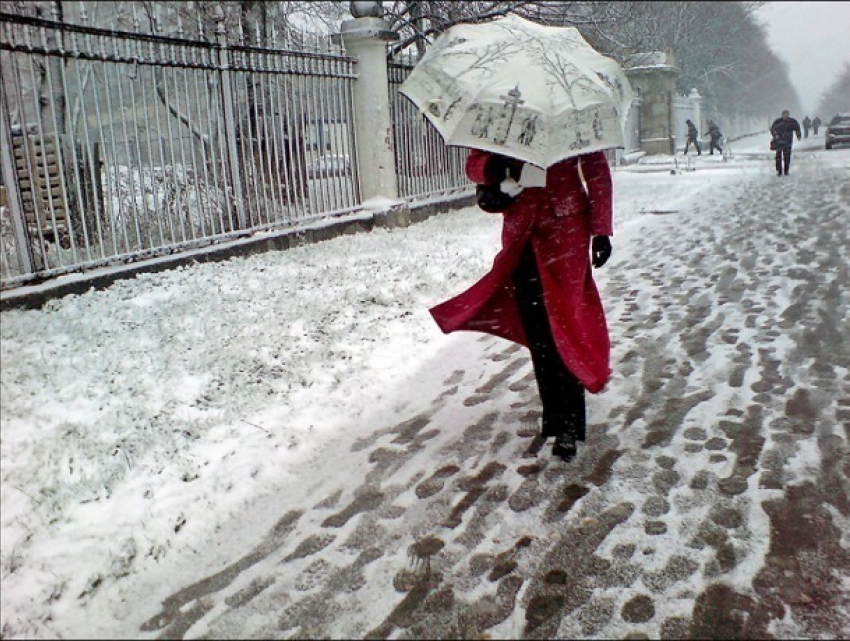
[[388, 57, 470, 201], [0, 12, 360, 288]]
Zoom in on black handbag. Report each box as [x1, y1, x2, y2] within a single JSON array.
[[476, 182, 517, 213], [769, 138, 777, 150]]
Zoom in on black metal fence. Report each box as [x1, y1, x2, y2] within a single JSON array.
[[0, 12, 479, 291], [0, 12, 360, 288], [388, 56, 469, 201]]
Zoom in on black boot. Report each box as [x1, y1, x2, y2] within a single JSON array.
[[552, 433, 577, 461]]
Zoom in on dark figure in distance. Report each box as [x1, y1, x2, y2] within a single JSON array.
[[802, 115, 811, 138], [770, 110, 802, 176], [812, 116, 822, 135], [706, 120, 723, 155], [684, 119, 701, 155]]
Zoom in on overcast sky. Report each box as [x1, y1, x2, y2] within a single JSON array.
[[755, 1, 850, 117]]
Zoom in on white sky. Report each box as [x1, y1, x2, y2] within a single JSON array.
[[755, 1, 850, 117], [2, 135, 848, 639]]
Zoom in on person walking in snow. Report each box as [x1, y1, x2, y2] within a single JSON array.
[[802, 115, 812, 138], [770, 109, 802, 176], [706, 120, 724, 155], [812, 116, 822, 135], [684, 119, 701, 155], [430, 150, 613, 462]]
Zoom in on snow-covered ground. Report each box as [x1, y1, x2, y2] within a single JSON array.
[[2, 133, 848, 639]]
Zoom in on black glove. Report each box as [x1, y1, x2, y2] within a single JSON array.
[[476, 183, 516, 213], [592, 235, 612, 268], [483, 154, 523, 184], [477, 154, 524, 213]]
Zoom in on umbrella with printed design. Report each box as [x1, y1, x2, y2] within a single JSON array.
[[399, 15, 633, 168]]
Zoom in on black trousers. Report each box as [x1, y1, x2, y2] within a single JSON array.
[[775, 147, 792, 174], [684, 137, 701, 154], [511, 243, 586, 440], [709, 138, 723, 154]]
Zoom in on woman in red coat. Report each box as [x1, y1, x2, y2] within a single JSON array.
[[430, 149, 613, 460]]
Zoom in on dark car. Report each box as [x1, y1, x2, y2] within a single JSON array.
[[825, 113, 850, 149]]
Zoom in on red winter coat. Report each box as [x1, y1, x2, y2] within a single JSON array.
[[429, 149, 613, 393]]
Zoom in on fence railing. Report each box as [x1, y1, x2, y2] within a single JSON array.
[[388, 58, 471, 201], [0, 12, 360, 288]]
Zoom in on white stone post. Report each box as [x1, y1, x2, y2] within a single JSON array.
[[624, 52, 680, 156], [689, 88, 702, 135], [336, 3, 403, 219]]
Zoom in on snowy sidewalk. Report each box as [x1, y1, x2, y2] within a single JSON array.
[[2, 139, 849, 639]]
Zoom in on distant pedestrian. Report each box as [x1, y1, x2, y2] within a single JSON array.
[[802, 116, 811, 138], [684, 119, 701, 155], [812, 116, 822, 135], [770, 109, 802, 176], [706, 120, 724, 155], [431, 149, 614, 462]]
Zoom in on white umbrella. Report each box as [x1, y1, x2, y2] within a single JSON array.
[[399, 15, 634, 168]]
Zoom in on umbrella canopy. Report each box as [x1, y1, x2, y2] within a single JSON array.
[[399, 15, 634, 168]]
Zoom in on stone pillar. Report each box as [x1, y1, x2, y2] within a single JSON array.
[[625, 53, 680, 156], [336, 2, 401, 209]]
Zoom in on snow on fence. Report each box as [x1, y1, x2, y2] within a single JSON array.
[[0, 11, 360, 289]]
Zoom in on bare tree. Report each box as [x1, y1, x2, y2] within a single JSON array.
[[381, 1, 628, 59], [576, 1, 799, 118], [16, 1, 799, 132], [816, 63, 850, 119]]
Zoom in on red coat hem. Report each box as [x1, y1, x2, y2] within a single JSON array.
[[430, 150, 614, 394]]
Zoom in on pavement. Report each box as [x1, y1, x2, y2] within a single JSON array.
[[135, 145, 850, 640]]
